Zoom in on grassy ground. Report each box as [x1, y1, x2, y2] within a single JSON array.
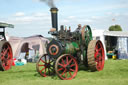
[[0, 59, 128, 85]]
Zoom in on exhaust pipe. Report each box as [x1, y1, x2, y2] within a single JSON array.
[[50, 8, 58, 31]]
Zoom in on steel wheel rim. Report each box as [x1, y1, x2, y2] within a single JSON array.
[[0, 43, 13, 71], [94, 41, 105, 71], [55, 54, 78, 80], [36, 54, 55, 77]]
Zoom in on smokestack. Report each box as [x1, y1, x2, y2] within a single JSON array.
[[50, 8, 58, 31]]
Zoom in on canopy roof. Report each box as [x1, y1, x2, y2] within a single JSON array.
[[0, 22, 14, 28], [104, 31, 128, 37]]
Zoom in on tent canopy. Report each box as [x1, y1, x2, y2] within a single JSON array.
[[8, 35, 49, 59], [104, 31, 128, 37]]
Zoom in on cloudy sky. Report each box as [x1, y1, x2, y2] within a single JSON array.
[[0, 0, 128, 37]]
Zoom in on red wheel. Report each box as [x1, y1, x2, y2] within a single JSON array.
[[55, 54, 78, 80], [36, 54, 55, 77], [0, 41, 13, 71], [95, 40, 105, 71], [87, 40, 105, 71]]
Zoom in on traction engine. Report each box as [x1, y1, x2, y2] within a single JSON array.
[[36, 8, 105, 80], [0, 22, 13, 71]]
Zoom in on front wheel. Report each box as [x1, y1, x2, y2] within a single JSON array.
[[36, 54, 55, 77], [55, 54, 78, 80]]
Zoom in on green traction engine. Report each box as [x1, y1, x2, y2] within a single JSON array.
[[36, 8, 105, 80]]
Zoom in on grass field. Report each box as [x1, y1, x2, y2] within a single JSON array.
[[0, 59, 128, 85]]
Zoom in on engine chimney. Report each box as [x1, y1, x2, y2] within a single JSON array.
[[50, 8, 58, 31]]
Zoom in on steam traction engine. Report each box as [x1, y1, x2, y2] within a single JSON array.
[[0, 22, 13, 71], [36, 8, 105, 80]]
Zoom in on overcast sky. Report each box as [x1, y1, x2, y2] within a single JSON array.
[[0, 0, 128, 37]]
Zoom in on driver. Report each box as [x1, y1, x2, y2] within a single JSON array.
[[74, 24, 82, 33]]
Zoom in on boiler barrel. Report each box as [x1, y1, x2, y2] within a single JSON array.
[[46, 39, 79, 59], [65, 42, 79, 54]]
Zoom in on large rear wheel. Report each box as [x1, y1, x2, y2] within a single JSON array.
[[87, 40, 105, 71], [0, 41, 13, 71]]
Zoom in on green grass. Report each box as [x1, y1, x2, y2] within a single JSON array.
[[0, 59, 128, 85]]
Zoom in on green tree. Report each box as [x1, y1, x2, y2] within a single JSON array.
[[109, 25, 123, 31]]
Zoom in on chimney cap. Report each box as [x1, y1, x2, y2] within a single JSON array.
[[50, 8, 58, 12]]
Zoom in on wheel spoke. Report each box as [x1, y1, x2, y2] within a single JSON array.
[[50, 60, 54, 63], [40, 67, 46, 72], [40, 58, 45, 63], [57, 67, 64, 71], [38, 64, 44, 66], [45, 56, 47, 63], [49, 58, 51, 63], [49, 67, 54, 72], [98, 48, 102, 52], [48, 67, 50, 75], [70, 64, 75, 67], [68, 59, 73, 64], [58, 63, 64, 67], [65, 72, 67, 78], [70, 68, 75, 72], [69, 71, 72, 76], [1, 56, 5, 60], [61, 59, 65, 65], [1, 48, 6, 56], [2, 48, 9, 57], [7, 53, 11, 60], [61, 69, 66, 76]]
